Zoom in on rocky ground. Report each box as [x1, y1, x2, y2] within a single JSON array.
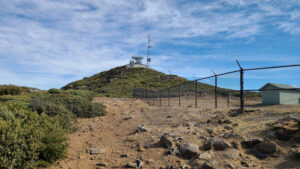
[[48, 97, 300, 169]]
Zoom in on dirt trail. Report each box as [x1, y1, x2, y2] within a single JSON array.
[[48, 97, 300, 169]]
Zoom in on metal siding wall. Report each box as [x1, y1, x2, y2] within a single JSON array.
[[262, 85, 280, 105], [262, 90, 279, 105], [279, 90, 300, 104]]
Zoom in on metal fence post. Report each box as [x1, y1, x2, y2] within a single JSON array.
[[215, 75, 218, 108], [179, 85, 181, 107], [236, 60, 244, 112], [168, 88, 170, 107], [195, 80, 198, 108], [240, 68, 244, 111], [146, 90, 149, 104], [186, 85, 188, 101], [159, 90, 161, 107], [227, 92, 230, 108], [152, 91, 155, 107]]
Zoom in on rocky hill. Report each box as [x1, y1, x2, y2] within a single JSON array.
[[62, 66, 192, 97]]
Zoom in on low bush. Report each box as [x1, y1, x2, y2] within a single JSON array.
[[30, 90, 106, 119], [0, 85, 24, 96], [0, 87, 106, 167], [0, 102, 67, 168]]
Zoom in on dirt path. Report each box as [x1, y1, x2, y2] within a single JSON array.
[[48, 97, 300, 169]]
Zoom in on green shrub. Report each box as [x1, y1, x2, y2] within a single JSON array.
[[62, 95, 106, 118], [0, 87, 105, 168], [48, 88, 61, 94], [92, 102, 107, 116], [63, 89, 96, 100], [0, 85, 24, 96], [29, 95, 77, 132], [0, 103, 67, 168]]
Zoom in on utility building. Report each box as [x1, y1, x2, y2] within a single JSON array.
[[127, 56, 148, 68], [259, 83, 300, 105]]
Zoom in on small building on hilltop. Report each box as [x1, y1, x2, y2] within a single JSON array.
[[259, 83, 300, 105], [126, 56, 148, 68]]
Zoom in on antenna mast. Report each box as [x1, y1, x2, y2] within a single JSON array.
[[147, 33, 152, 67]]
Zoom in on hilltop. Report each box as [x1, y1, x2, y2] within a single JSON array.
[[62, 66, 190, 97]]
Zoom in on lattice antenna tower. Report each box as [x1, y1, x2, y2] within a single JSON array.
[[147, 33, 152, 67]]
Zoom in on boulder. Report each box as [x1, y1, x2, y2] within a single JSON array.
[[96, 162, 107, 167], [223, 149, 240, 160], [291, 148, 300, 160], [136, 125, 148, 133], [87, 148, 104, 154], [241, 139, 262, 149], [160, 134, 174, 148], [211, 139, 230, 151], [202, 162, 214, 169], [124, 115, 134, 120], [273, 116, 300, 132], [275, 129, 292, 141], [257, 141, 277, 154], [180, 143, 200, 159], [199, 151, 212, 160], [202, 141, 212, 151], [125, 162, 136, 168]]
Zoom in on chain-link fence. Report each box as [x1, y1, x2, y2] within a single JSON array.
[[134, 62, 300, 111]]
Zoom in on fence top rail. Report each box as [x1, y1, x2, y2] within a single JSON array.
[[244, 64, 300, 71], [137, 63, 300, 93]]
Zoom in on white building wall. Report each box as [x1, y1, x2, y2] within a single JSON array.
[[279, 90, 300, 104]]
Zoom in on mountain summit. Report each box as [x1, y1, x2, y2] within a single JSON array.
[[62, 66, 188, 97]]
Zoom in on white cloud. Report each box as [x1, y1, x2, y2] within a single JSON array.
[[0, 0, 299, 89]]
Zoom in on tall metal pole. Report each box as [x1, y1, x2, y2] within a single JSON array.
[[159, 90, 162, 107], [168, 88, 170, 107], [179, 85, 181, 107], [195, 80, 198, 108], [240, 68, 244, 111], [227, 92, 230, 108], [215, 75, 218, 109], [152, 91, 155, 107], [147, 90, 150, 105], [236, 59, 244, 112]]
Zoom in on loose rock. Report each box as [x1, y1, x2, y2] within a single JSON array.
[[160, 134, 174, 148], [136, 125, 148, 133], [211, 139, 230, 151], [125, 161, 136, 168], [124, 115, 134, 120], [199, 151, 212, 160], [87, 148, 104, 154], [96, 162, 107, 167], [223, 149, 240, 160], [180, 143, 200, 159], [202, 162, 214, 169], [256, 141, 277, 154], [241, 139, 262, 149], [291, 148, 300, 160]]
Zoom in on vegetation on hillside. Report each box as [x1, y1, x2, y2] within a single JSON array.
[[0, 85, 106, 168], [62, 66, 193, 97]]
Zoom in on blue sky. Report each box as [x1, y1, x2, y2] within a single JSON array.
[[0, 0, 300, 90]]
